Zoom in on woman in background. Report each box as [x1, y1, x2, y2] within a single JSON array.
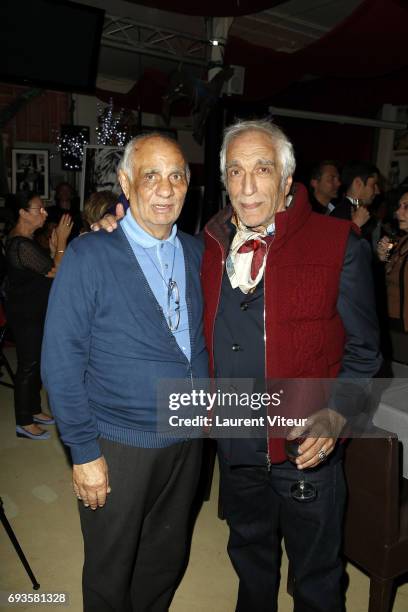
[[377, 190, 408, 364], [5, 191, 72, 439]]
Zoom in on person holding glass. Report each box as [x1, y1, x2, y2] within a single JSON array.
[[5, 191, 72, 439], [201, 120, 381, 612], [377, 189, 408, 363]]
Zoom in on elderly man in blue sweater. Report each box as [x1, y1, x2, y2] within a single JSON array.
[[41, 134, 208, 612]]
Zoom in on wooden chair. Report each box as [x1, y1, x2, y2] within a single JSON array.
[[343, 428, 408, 612]]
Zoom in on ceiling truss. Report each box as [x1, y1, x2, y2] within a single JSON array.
[[102, 14, 210, 67]]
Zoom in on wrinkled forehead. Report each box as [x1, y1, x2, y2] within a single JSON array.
[[132, 136, 186, 170], [226, 130, 278, 165]]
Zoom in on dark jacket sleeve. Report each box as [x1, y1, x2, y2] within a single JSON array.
[[329, 232, 382, 420], [330, 199, 352, 221], [337, 232, 382, 377]]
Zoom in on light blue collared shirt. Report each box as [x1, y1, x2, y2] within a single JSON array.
[[121, 209, 191, 361]]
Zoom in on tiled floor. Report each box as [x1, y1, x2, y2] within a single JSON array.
[[1, 347, 408, 611]]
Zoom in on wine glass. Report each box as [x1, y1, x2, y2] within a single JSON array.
[[383, 227, 399, 261], [285, 437, 317, 503]]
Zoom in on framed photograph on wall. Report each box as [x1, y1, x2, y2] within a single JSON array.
[[12, 148, 49, 199], [80, 145, 124, 209]]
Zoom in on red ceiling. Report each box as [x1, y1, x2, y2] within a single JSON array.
[[225, 0, 408, 110], [100, 0, 408, 120]]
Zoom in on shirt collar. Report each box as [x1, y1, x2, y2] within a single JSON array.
[[121, 208, 179, 248], [346, 195, 359, 206], [266, 195, 292, 235]]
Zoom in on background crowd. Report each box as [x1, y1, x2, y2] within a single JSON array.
[[0, 185, 122, 439], [1, 153, 408, 441]]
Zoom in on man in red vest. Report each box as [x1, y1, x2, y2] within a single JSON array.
[[201, 119, 381, 612]]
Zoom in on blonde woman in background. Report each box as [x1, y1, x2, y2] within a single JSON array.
[[81, 190, 118, 233]]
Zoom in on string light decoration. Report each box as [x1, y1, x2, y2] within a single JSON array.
[[96, 98, 129, 146], [57, 125, 90, 170]]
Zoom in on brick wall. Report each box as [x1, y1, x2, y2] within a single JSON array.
[[0, 82, 70, 145]]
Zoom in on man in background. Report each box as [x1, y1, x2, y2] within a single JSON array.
[[331, 160, 380, 232], [309, 160, 341, 214]]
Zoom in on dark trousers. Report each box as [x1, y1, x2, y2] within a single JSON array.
[[79, 437, 202, 612], [219, 451, 346, 612], [7, 314, 44, 426]]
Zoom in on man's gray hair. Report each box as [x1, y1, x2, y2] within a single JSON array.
[[220, 119, 296, 189], [118, 132, 191, 183]]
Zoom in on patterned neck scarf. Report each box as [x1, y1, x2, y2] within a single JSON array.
[[226, 214, 274, 294]]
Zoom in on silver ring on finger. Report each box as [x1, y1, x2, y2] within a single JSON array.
[[317, 448, 327, 462]]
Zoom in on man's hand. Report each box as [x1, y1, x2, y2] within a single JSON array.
[[286, 408, 346, 469], [73, 456, 111, 510], [351, 205, 370, 228], [91, 203, 124, 232]]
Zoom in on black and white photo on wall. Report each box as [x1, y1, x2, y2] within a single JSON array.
[[12, 149, 49, 199], [80, 145, 123, 209]]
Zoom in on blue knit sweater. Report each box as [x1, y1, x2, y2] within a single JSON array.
[[41, 226, 208, 464]]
